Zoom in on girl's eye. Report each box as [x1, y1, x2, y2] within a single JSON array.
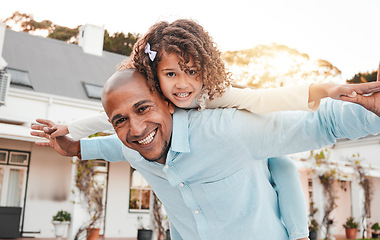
[[188, 70, 197, 76], [167, 72, 176, 77]]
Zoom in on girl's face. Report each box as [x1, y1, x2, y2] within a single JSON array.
[[157, 52, 203, 108]]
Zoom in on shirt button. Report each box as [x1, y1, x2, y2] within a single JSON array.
[[179, 182, 184, 187], [164, 164, 169, 169], [194, 210, 199, 214]]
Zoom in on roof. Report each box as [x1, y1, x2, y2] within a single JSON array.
[[2, 28, 127, 101]]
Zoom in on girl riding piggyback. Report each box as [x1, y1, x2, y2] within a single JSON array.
[[51, 19, 361, 240]]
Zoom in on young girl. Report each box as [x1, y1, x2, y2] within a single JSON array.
[[51, 19, 360, 240]]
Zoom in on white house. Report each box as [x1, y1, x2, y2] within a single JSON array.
[[0, 21, 379, 240]]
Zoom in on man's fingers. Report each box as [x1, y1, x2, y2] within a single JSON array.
[[377, 61, 380, 82], [352, 81, 380, 94], [30, 131, 50, 139], [36, 118, 55, 128], [31, 124, 44, 131]]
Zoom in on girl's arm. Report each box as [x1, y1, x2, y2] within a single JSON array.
[[205, 84, 317, 114], [205, 83, 361, 114], [67, 112, 113, 140]]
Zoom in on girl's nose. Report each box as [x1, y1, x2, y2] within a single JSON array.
[[175, 74, 189, 89]]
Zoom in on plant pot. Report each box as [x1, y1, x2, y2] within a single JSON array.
[[137, 229, 152, 240], [345, 228, 357, 239], [87, 227, 100, 240], [52, 221, 70, 240], [309, 230, 317, 240], [373, 232, 380, 239], [166, 229, 171, 240], [0, 207, 22, 238]]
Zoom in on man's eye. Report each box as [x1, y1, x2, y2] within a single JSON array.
[[115, 118, 127, 126], [166, 72, 176, 77], [137, 106, 149, 113]]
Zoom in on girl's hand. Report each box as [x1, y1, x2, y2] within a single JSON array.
[[50, 124, 69, 138]]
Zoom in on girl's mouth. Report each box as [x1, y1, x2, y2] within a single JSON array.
[[174, 92, 191, 98]]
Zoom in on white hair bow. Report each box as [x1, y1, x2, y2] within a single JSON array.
[[144, 43, 157, 61]]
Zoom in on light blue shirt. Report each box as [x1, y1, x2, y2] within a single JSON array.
[[81, 99, 380, 240]]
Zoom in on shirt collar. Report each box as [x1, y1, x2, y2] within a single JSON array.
[[170, 108, 190, 153]]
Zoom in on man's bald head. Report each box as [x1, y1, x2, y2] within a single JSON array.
[[103, 69, 144, 103]]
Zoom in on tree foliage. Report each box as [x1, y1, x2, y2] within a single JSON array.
[[103, 30, 139, 56], [3, 11, 139, 55], [346, 70, 377, 84]]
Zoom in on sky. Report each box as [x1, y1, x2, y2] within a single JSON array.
[[1, 0, 380, 80]]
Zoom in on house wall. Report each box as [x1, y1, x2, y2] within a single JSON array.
[[105, 161, 150, 238], [0, 137, 73, 237], [331, 180, 352, 236]]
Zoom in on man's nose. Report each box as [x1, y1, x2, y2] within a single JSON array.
[[129, 117, 146, 138]]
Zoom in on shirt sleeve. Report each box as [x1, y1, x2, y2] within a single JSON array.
[[231, 99, 380, 159], [205, 84, 319, 114], [68, 112, 113, 140], [80, 134, 126, 162]]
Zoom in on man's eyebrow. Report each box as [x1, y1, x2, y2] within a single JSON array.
[[133, 100, 151, 109], [111, 114, 123, 125]]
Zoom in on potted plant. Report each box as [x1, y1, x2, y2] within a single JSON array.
[[343, 217, 358, 240], [52, 210, 71, 240], [372, 222, 380, 239]]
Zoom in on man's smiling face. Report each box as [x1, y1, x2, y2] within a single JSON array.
[[102, 69, 174, 164]]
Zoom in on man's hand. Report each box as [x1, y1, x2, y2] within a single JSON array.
[[340, 63, 380, 117], [31, 119, 81, 158]]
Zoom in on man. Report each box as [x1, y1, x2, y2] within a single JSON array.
[[32, 68, 380, 240]]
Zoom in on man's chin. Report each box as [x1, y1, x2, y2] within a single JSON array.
[[141, 141, 169, 164]]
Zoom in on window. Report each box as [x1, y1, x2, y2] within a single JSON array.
[[0, 150, 7, 163], [9, 152, 29, 166], [129, 168, 151, 212], [0, 149, 29, 207], [6, 68, 33, 88], [83, 83, 103, 99]]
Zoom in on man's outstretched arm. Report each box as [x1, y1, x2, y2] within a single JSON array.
[[31, 118, 127, 162], [31, 119, 81, 158]]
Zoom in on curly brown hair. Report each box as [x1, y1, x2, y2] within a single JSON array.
[[119, 19, 231, 100]]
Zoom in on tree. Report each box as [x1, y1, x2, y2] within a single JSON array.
[[346, 70, 377, 84], [103, 31, 140, 56]]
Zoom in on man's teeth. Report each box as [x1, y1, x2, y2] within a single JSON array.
[[176, 92, 190, 98], [138, 130, 156, 145]]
